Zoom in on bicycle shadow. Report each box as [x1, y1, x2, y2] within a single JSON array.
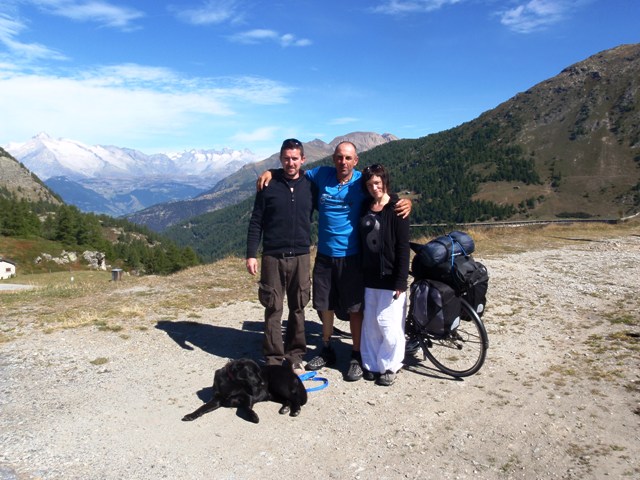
[[402, 354, 464, 382]]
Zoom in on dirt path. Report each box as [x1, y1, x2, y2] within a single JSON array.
[[1, 230, 639, 479]]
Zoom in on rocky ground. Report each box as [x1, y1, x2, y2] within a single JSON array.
[[1, 224, 639, 479]]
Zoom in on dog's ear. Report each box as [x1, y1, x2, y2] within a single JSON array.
[[228, 362, 244, 380], [251, 363, 266, 383], [250, 362, 262, 377]]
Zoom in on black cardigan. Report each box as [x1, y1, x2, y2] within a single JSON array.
[[246, 170, 314, 258], [359, 196, 410, 292]]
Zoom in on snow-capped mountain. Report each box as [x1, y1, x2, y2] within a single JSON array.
[[4, 133, 260, 216], [5, 132, 258, 181]]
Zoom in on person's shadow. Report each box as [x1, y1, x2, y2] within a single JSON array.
[[155, 317, 323, 359], [156, 319, 268, 408], [156, 317, 325, 409], [155, 319, 265, 359]]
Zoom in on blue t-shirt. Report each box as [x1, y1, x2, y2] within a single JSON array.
[[306, 166, 366, 257]]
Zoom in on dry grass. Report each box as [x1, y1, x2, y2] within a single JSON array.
[[408, 219, 639, 257], [1, 220, 638, 341], [0, 256, 258, 339]]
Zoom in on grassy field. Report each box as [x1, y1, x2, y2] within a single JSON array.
[[0, 236, 93, 275], [2, 219, 638, 343], [0, 256, 258, 340]]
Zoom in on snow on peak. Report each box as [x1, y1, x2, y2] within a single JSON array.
[[4, 133, 259, 181]]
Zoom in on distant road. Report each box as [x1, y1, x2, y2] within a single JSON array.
[[410, 217, 632, 229], [0, 283, 35, 291]]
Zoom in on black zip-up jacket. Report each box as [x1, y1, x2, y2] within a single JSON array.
[[246, 169, 314, 258], [359, 195, 410, 292]]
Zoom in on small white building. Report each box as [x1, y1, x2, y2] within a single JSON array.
[[0, 258, 17, 280]]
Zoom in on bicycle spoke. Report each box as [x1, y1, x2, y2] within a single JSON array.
[[421, 299, 488, 377]]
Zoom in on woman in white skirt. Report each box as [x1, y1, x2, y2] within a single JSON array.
[[359, 164, 410, 386]]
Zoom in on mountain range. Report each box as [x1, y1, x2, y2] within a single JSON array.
[[4, 133, 261, 216], [2, 43, 639, 263], [135, 45, 640, 237], [159, 43, 640, 261], [4, 132, 397, 224], [125, 132, 398, 230]]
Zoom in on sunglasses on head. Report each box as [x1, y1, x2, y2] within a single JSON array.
[[363, 164, 384, 173], [281, 138, 302, 148]]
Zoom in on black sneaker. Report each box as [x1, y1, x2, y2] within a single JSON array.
[[305, 345, 336, 371], [362, 369, 376, 381], [376, 370, 396, 387], [345, 359, 363, 382]]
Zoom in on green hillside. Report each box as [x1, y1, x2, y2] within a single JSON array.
[[164, 44, 640, 262], [163, 128, 528, 263], [1, 150, 200, 276]]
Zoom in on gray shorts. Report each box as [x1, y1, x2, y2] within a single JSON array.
[[312, 253, 364, 320]]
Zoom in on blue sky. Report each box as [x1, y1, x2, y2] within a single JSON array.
[[0, 1, 638, 157]]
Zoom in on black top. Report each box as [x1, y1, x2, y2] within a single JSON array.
[[246, 169, 314, 258], [359, 196, 410, 291]]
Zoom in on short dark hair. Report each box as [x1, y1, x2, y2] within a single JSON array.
[[361, 163, 390, 194], [280, 138, 304, 157]]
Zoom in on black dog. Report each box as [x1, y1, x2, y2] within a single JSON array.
[[182, 358, 307, 423], [261, 364, 308, 417]]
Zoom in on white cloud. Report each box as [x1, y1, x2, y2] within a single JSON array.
[[207, 76, 292, 105], [372, 0, 462, 15], [329, 117, 359, 126], [280, 33, 312, 47], [0, 63, 292, 147], [82, 64, 181, 88], [498, 0, 569, 33], [229, 29, 312, 47], [171, 0, 243, 26], [231, 126, 279, 143], [30, 0, 144, 29], [0, 71, 228, 143], [373, 0, 581, 34], [230, 28, 277, 43], [0, 13, 67, 60]]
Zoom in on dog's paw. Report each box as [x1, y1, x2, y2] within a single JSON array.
[[182, 414, 195, 422], [248, 412, 260, 424], [278, 405, 290, 415], [290, 408, 301, 417]]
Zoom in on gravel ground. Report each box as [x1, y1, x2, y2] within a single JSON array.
[[1, 229, 639, 479]]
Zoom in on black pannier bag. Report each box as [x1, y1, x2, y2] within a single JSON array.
[[454, 256, 489, 317], [410, 231, 489, 317], [408, 279, 461, 337]]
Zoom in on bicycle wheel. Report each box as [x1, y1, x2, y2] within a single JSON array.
[[423, 298, 488, 377]]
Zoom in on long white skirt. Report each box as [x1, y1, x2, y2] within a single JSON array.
[[361, 287, 407, 374]]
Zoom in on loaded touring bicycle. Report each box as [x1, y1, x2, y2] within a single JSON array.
[[405, 231, 489, 377]]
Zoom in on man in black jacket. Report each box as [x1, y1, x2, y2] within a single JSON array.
[[246, 139, 314, 375]]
